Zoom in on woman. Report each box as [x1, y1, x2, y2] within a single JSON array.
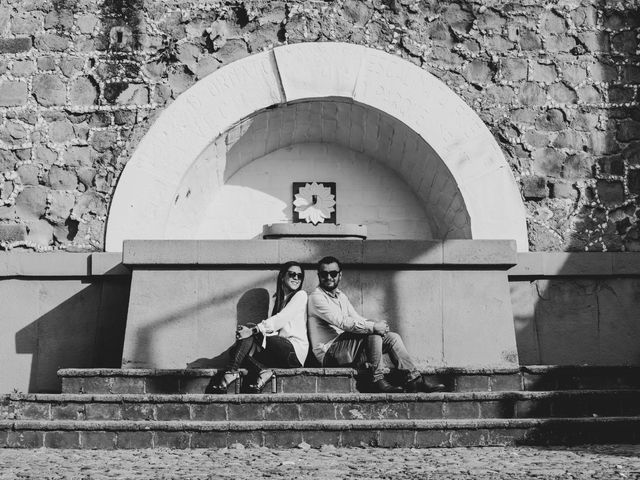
[[210, 261, 308, 393]]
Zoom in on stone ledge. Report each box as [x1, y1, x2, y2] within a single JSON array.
[[122, 240, 517, 266], [509, 252, 640, 276], [0, 252, 128, 277], [4, 417, 639, 432], [7, 389, 638, 404], [262, 223, 367, 239]]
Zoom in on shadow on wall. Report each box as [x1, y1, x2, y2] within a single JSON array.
[[186, 288, 270, 368], [511, 255, 640, 366], [14, 277, 131, 393]]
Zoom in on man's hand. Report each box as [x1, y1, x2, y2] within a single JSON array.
[[236, 325, 254, 340], [372, 320, 389, 336]]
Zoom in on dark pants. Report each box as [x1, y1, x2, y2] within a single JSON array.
[[226, 334, 301, 372], [323, 332, 420, 382]]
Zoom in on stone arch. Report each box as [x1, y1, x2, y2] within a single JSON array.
[[105, 42, 528, 251]]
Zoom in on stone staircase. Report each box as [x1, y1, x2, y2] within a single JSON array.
[[2, 367, 640, 449]]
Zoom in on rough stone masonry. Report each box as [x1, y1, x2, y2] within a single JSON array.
[[0, 0, 638, 252]]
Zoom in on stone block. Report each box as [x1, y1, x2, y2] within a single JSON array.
[[112, 377, 144, 394], [12, 60, 36, 78], [501, 58, 527, 82], [0, 224, 27, 243], [532, 148, 564, 177], [44, 431, 80, 448], [64, 146, 92, 168], [155, 431, 191, 449], [301, 430, 340, 447], [77, 13, 99, 34], [263, 430, 304, 448], [121, 404, 154, 421], [51, 403, 80, 420], [228, 430, 262, 448], [551, 182, 578, 200], [191, 431, 228, 448], [480, 400, 515, 418], [145, 376, 179, 394], [597, 180, 624, 206], [378, 429, 415, 448], [516, 399, 551, 418], [445, 401, 479, 419], [85, 403, 121, 420], [340, 429, 378, 447], [10, 11, 42, 35], [228, 403, 264, 421], [179, 377, 211, 394], [37, 56, 56, 71], [70, 77, 98, 106], [522, 176, 548, 200], [45, 190, 75, 224], [463, 59, 493, 84], [0, 37, 32, 53], [530, 63, 557, 83], [61, 377, 83, 394], [47, 166, 78, 190], [299, 403, 336, 421], [191, 403, 226, 421], [117, 431, 153, 449], [32, 75, 66, 106], [80, 431, 116, 449], [155, 403, 190, 421], [0, 81, 27, 106], [48, 119, 74, 144], [276, 239, 363, 265], [263, 403, 299, 421], [60, 56, 85, 78], [6, 431, 43, 448], [518, 83, 546, 106], [490, 374, 522, 391], [18, 402, 49, 420], [415, 429, 450, 447], [82, 377, 111, 394], [35, 33, 69, 52], [317, 376, 351, 393], [90, 130, 118, 152], [549, 83, 577, 104], [407, 401, 443, 419]]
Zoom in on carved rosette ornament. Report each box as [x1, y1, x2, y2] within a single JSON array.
[[293, 182, 336, 225]]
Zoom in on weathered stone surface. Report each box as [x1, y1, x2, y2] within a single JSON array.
[[628, 170, 640, 196], [549, 83, 577, 104], [463, 59, 493, 84], [73, 190, 106, 217], [501, 58, 527, 82], [69, 76, 98, 106], [0, 223, 27, 243], [17, 164, 39, 186], [26, 219, 53, 245], [535, 109, 566, 131], [48, 119, 74, 143], [90, 130, 118, 153], [0, 81, 27, 106], [12, 59, 36, 77], [60, 56, 85, 78], [530, 63, 556, 83], [47, 166, 78, 190], [0, 37, 32, 53], [522, 176, 548, 200], [11, 11, 42, 35], [37, 56, 56, 71], [596, 180, 624, 206], [532, 148, 564, 177], [64, 146, 92, 168], [35, 33, 69, 52], [15, 185, 48, 220], [76, 13, 99, 34], [46, 190, 75, 224], [551, 182, 578, 200], [33, 145, 57, 164], [32, 75, 66, 106], [518, 83, 546, 105]]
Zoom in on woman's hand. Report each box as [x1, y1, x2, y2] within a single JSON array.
[[236, 325, 254, 340]]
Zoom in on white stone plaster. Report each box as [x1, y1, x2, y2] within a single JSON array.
[[195, 143, 433, 240], [106, 43, 528, 251]]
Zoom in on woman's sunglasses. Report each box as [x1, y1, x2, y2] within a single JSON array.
[[287, 271, 303, 280], [319, 270, 340, 279]]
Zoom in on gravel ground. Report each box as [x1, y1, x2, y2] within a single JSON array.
[[0, 444, 640, 479]]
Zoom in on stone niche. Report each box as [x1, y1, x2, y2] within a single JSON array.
[[121, 239, 519, 370]]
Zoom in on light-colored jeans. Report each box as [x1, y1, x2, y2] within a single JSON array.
[[323, 332, 420, 382]]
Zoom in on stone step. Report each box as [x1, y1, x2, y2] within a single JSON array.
[[58, 366, 640, 395], [4, 390, 640, 422], [1, 417, 639, 449]]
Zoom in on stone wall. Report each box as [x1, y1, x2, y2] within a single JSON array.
[[0, 0, 638, 251]]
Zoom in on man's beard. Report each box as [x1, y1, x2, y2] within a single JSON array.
[[322, 282, 339, 292]]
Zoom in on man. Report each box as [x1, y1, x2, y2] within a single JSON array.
[[307, 256, 446, 393]]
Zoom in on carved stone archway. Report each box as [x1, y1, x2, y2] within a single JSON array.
[[106, 42, 528, 251]]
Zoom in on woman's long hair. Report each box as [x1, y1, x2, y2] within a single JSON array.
[[272, 261, 305, 315]]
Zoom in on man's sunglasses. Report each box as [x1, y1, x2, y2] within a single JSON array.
[[319, 270, 341, 279], [287, 271, 303, 280]]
